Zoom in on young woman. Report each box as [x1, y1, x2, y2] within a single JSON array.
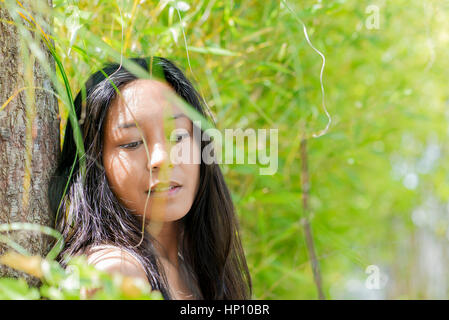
[[48, 57, 252, 300]]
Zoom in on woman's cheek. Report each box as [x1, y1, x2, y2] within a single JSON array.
[[104, 151, 136, 196], [109, 154, 127, 182], [184, 162, 200, 198]]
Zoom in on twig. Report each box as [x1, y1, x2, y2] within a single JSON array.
[[300, 137, 325, 300]]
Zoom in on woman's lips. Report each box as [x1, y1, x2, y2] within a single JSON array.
[[145, 185, 182, 197]]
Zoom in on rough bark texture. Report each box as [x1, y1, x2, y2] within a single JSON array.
[[0, 1, 59, 284]]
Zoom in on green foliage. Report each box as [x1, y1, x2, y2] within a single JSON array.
[[1, 0, 449, 299], [0, 252, 163, 300], [0, 278, 40, 300]]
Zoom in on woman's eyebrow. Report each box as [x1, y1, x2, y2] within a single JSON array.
[[172, 113, 188, 120]]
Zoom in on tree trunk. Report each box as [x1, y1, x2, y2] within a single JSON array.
[[0, 0, 59, 283]]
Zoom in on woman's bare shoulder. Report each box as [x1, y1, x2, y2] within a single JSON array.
[[83, 244, 147, 281]]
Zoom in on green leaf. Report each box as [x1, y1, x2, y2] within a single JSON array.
[[0, 278, 40, 300], [186, 46, 240, 56]]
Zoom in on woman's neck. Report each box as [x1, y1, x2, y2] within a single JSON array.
[[146, 220, 180, 268], [146, 220, 196, 299]]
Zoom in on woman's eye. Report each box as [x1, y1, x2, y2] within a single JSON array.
[[176, 133, 189, 143], [120, 141, 143, 149]]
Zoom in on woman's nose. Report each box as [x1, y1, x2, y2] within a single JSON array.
[[147, 142, 172, 172]]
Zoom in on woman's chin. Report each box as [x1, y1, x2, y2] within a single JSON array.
[[139, 210, 187, 223]]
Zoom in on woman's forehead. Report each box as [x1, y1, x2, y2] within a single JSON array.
[[122, 78, 173, 97], [106, 79, 183, 126]]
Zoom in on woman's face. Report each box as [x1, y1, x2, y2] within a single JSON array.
[[102, 79, 200, 222]]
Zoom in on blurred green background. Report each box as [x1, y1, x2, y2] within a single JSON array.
[[53, 0, 449, 299], [6, 0, 449, 299]]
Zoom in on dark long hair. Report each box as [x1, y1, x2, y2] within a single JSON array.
[[48, 57, 252, 299]]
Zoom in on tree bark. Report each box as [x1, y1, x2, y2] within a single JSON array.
[[0, 0, 59, 283]]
